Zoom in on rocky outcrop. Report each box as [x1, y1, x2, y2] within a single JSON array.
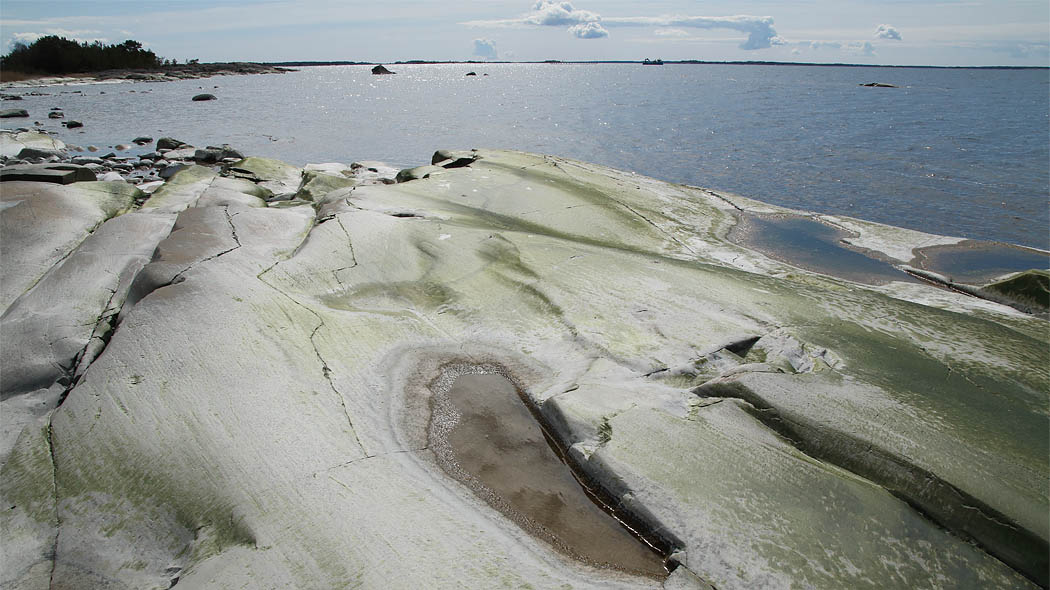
[[0, 149, 1045, 590], [371, 64, 395, 75]]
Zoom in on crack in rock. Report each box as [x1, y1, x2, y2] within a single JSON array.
[[692, 378, 1048, 586]]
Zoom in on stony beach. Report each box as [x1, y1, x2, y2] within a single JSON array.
[[1, 124, 1047, 589]]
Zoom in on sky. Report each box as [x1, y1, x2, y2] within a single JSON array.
[[1, 1, 1047, 67]]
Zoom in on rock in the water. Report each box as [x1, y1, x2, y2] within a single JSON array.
[[156, 137, 190, 151], [191, 93, 217, 101], [860, 82, 898, 88], [47, 111, 64, 119], [371, 64, 395, 75], [465, 71, 477, 76], [132, 136, 153, 145], [63, 120, 83, 128], [0, 109, 29, 118], [193, 144, 244, 164]]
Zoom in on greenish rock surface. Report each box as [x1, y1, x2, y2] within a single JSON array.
[[1, 149, 1045, 590], [979, 269, 1050, 314], [225, 156, 303, 196], [295, 169, 358, 202]]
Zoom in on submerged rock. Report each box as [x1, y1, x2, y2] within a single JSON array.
[[0, 149, 1045, 590], [0, 109, 29, 118], [191, 93, 217, 101]]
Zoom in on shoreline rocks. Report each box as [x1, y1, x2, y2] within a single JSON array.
[[0, 145, 1046, 590]]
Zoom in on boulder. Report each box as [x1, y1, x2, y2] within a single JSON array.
[[156, 137, 190, 150], [225, 156, 303, 196], [132, 136, 153, 145], [48, 111, 64, 119], [0, 131, 65, 158], [371, 64, 395, 75], [191, 93, 217, 101], [63, 120, 83, 128], [294, 169, 358, 202], [0, 109, 29, 118], [15, 147, 65, 161], [0, 164, 96, 185], [395, 164, 445, 183], [193, 144, 244, 164], [96, 171, 125, 182]]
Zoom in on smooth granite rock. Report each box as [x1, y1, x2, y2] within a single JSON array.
[[225, 156, 303, 196], [0, 130, 65, 158], [1, 149, 1045, 590]]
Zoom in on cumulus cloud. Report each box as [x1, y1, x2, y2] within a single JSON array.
[[849, 41, 877, 56], [464, 3, 782, 49], [603, 15, 783, 50], [809, 41, 842, 50], [874, 24, 902, 41], [473, 38, 498, 59], [568, 22, 608, 39], [10, 28, 108, 47], [526, 1, 600, 26]]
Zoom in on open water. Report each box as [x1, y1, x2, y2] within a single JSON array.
[[6, 63, 1049, 249]]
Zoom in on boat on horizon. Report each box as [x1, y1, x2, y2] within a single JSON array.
[[642, 58, 664, 66]]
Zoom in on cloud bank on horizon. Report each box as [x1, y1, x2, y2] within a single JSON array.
[[465, 1, 785, 50]]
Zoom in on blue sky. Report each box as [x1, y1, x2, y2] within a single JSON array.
[[1, 1, 1047, 66]]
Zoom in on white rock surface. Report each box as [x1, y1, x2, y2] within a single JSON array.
[[1, 149, 1044, 590]]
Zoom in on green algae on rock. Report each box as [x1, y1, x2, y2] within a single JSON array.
[[1, 148, 1045, 590]]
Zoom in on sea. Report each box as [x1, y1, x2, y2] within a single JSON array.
[[5, 63, 1048, 250]]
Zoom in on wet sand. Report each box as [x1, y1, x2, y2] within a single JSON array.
[[429, 372, 667, 578]]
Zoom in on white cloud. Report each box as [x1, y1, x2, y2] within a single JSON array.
[[653, 28, 690, 38], [875, 24, 903, 40], [472, 38, 498, 59], [848, 41, 877, 56], [9, 29, 108, 48], [464, 3, 782, 49], [809, 41, 843, 50], [603, 15, 783, 50], [526, 1, 600, 26], [569, 22, 608, 39]]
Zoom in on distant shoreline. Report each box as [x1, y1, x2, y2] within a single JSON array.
[[3, 60, 1043, 85], [270, 59, 1048, 71]]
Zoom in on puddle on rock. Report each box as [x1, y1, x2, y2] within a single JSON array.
[[912, 241, 1050, 285], [428, 370, 668, 579], [729, 214, 918, 285]]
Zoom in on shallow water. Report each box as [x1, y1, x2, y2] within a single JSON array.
[[731, 214, 920, 284], [435, 373, 666, 578], [914, 242, 1050, 284], [5, 63, 1047, 249]]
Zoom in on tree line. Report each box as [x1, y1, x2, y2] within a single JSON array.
[[1, 36, 164, 74]]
